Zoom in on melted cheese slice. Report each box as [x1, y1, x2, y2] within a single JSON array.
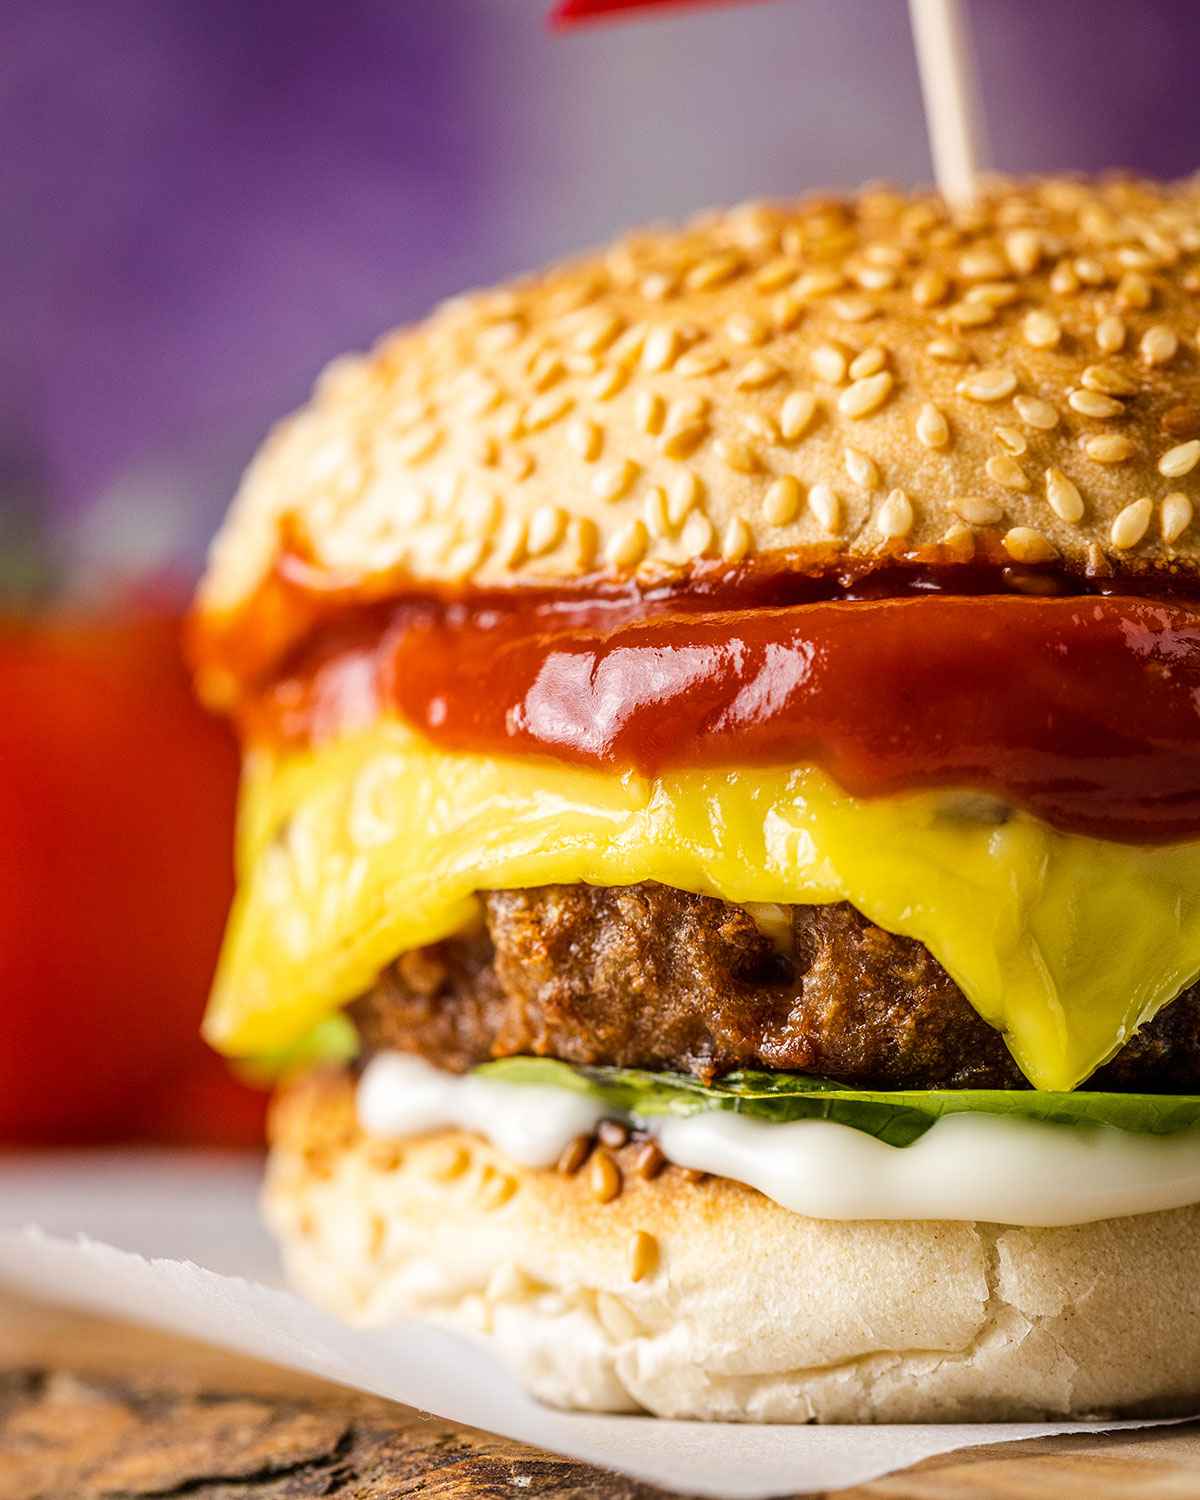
[[207, 718, 1200, 1090]]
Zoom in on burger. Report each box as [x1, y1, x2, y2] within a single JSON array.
[[193, 176, 1200, 1422]]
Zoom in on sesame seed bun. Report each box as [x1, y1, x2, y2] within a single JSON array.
[[201, 174, 1200, 659], [267, 1071, 1200, 1423]]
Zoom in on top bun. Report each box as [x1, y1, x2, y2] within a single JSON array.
[[199, 176, 1200, 639]]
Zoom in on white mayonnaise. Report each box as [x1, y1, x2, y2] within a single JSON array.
[[356, 1053, 1200, 1227]]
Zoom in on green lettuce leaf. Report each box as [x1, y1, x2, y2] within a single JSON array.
[[475, 1057, 1200, 1147]]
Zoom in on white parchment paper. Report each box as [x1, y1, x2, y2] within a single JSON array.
[[0, 1152, 1186, 1498]]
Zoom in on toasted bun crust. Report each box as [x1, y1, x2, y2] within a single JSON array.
[[202, 177, 1200, 635], [266, 1072, 1200, 1422]]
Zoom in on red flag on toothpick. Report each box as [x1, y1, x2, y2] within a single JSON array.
[[551, 0, 765, 27]]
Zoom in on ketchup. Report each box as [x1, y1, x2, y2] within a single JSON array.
[[245, 591, 1200, 846]]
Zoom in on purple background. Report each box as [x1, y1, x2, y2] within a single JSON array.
[[5, 0, 1200, 578]]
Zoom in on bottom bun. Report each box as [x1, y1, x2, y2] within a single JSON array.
[[265, 1071, 1200, 1423]]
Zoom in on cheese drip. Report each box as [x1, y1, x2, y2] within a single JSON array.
[[207, 718, 1200, 1090]]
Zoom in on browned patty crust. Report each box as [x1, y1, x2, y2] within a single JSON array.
[[350, 883, 1200, 1091]]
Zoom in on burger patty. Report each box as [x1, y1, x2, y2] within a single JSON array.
[[351, 883, 1200, 1091]]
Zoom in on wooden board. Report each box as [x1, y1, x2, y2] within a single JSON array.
[[5, 1292, 1200, 1499]]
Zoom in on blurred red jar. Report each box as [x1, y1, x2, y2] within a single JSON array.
[[0, 601, 266, 1146]]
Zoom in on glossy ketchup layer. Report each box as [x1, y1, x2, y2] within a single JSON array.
[[246, 592, 1200, 845]]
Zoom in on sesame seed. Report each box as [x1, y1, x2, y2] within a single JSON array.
[[681, 511, 716, 558], [780, 390, 818, 441], [1068, 389, 1125, 419], [643, 486, 670, 537], [394, 422, 443, 464], [742, 411, 779, 445], [641, 325, 680, 373], [567, 418, 602, 461], [855, 264, 898, 292], [589, 364, 628, 401], [686, 252, 743, 291], [721, 516, 753, 561], [527, 504, 566, 556], [844, 447, 879, 488], [634, 1140, 667, 1179], [568, 516, 598, 571], [1095, 315, 1127, 354], [734, 355, 783, 390], [839, 370, 894, 418], [1109, 497, 1153, 549], [762, 475, 802, 526], [1085, 433, 1135, 463], [953, 494, 1004, 525], [726, 311, 769, 346], [811, 344, 849, 384], [926, 337, 969, 362], [1141, 324, 1179, 365], [557, 1134, 593, 1175], [1073, 255, 1107, 286], [916, 401, 950, 449], [958, 368, 1018, 403], [1050, 262, 1080, 296], [849, 346, 887, 380], [1023, 309, 1061, 348], [1159, 440, 1200, 478], [658, 421, 707, 459], [1162, 492, 1194, 544], [912, 268, 950, 307], [366, 1143, 405, 1173], [995, 425, 1027, 455], [606, 518, 649, 569], [941, 522, 976, 558], [479, 1166, 517, 1211], [714, 437, 762, 473], [1116, 271, 1152, 310], [571, 309, 623, 354], [629, 1230, 659, 1283], [877, 488, 914, 539], [771, 291, 804, 331], [967, 280, 1020, 307], [947, 299, 997, 328], [1003, 526, 1058, 564], [1045, 467, 1084, 522], [494, 516, 528, 568], [477, 319, 523, 354], [1005, 228, 1042, 275], [529, 351, 565, 392], [755, 257, 797, 292], [635, 390, 666, 435], [459, 377, 503, 417], [831, 295, 876, 323], [809, 482, 841, 533], [609, 323, 648, 365], [486, 1263, 532, 1304], [592, 458, 639, 502], [671, 393, 710, 428], [668, 470, 702, 526], [986, 454, 1030, 491], [1080, 364, 1138, 396], [523, 390, 573, 432], [1163, 402, 1200, 438], [1014, 394, 1059, 430], [794, 268, 845, 299], [674, 348, 728, 379], [958, 247, 1007, 281], [429, 1143, 470, 1181]]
